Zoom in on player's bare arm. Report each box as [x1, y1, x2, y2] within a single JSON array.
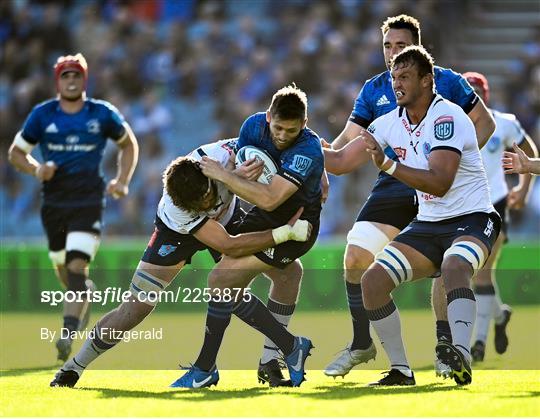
[[330, 119, 367, 150], [506, 136, 538, 208], [468, 99, 496, 149], [324, 135, 372, 175], [107, 122, 139, 199], [193, 207, 312, 258], [364, 130, 459, 197], [200, 156, 299, 211], [8, 134, 57, 181]]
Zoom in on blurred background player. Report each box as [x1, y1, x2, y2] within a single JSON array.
[[7, 53, 139, 362], [322, 14, 495, 378], [51, 139, 312, 388], [173, 84, 323, 388], [461, 71, 537, 362], [361, 46, 500, 386]]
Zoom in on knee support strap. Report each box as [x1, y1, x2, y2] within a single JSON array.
[[346, 221, 390, 256], [443, 241, 486, 273], [130, 270, 170, 306], [374, 245, 413, 286]]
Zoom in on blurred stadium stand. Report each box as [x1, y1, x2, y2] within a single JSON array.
[[1, 0, 538, 240]]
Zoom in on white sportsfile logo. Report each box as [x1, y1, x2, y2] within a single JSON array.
[[45, 123, 59, 133], [192, 375, 213, 387], [376, 95, 390, 106]]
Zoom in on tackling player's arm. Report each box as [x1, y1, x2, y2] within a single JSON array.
[[324, 133, 372, 175], [467, 99, 496, 149], [200, 156, 298, 212], [363, 130, 459, 197], [193, 209, 311, 258], [107, 122, 139, 198]]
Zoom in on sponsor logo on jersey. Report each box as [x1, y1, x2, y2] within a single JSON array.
[[158, 244, 177, 257], [87, 119, 100, 134], [434, 116, 454, 141], [45, 123, 59, 133], [376, 94, 390, 106], [290, 155, 313, 176], [393, 147, 406, 160]]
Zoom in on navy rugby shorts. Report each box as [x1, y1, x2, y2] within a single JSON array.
[[229, 207, 320, 269], [393, 211, 501, 269], [356, 194, 418, 231], [40, 205, 102, 252]]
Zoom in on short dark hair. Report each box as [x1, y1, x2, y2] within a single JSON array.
[[268, 83, 307, 121], [381, 14, 421, 45], [391, 45, 434, 79], [163, 156, 212, 213]]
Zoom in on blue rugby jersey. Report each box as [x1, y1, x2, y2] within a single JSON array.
[[20, 98, 126, 207], [350, 66, 479, 198], [236, 112, 324, 225]]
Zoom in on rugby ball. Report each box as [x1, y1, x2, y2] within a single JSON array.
[[235, 146, 278, 184]]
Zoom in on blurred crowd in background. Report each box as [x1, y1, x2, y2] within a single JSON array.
[[1, 0, 539, 240]]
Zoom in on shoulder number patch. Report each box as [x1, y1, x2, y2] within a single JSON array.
[[434, 115, 454, 141]]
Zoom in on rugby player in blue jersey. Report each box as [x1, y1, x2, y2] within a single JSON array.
[[49, 138, 313, 388], [171, 84, 324, 388], [8, 54, 139, 362], [322, 15, 496, 378]]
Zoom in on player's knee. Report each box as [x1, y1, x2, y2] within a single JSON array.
[[276, 260, 303, 285], [129, 269, 170, 307], [67, 270, 87, 292], [360, 268, 382, 304], [66, 251, 90, 274], [344, 246, 374, 271]]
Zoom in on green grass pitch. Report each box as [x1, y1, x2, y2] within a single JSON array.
[[1, 309, 539, 416]]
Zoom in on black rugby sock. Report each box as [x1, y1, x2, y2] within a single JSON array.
[[347, 281, 373, 350]]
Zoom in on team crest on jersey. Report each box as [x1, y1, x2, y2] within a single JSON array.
[[434, 116, 454, 141], [66, 135, 79, 144], [291, 155, 313, 176], [158, 244, 177, 257], [393, 147, 406, 160], [87, 119, 100, 134], [423, 142, 431, 157]]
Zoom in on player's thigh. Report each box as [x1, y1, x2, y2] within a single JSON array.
[[345, 222, 399, 270], [478, 230, 505, 272], [209, 255, 273, 289], [40, 205, 68, 265]]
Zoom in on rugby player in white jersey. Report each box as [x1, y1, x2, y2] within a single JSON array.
[[461, 72, 537, 362], [359, 46, 500, 386], [50, 139, 312, 388]]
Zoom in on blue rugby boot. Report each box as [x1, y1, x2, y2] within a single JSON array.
[[284, 336, 313, 387], [170, 365, 219, 388]]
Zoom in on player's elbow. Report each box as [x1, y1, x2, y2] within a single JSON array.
[[258, 195, 280, 212], [432, 182, 451, 197]]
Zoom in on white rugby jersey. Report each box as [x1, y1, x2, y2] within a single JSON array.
[[157, 139, 237, 234], [481, 109, 526, 203], [368, 94, 494, 222]]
